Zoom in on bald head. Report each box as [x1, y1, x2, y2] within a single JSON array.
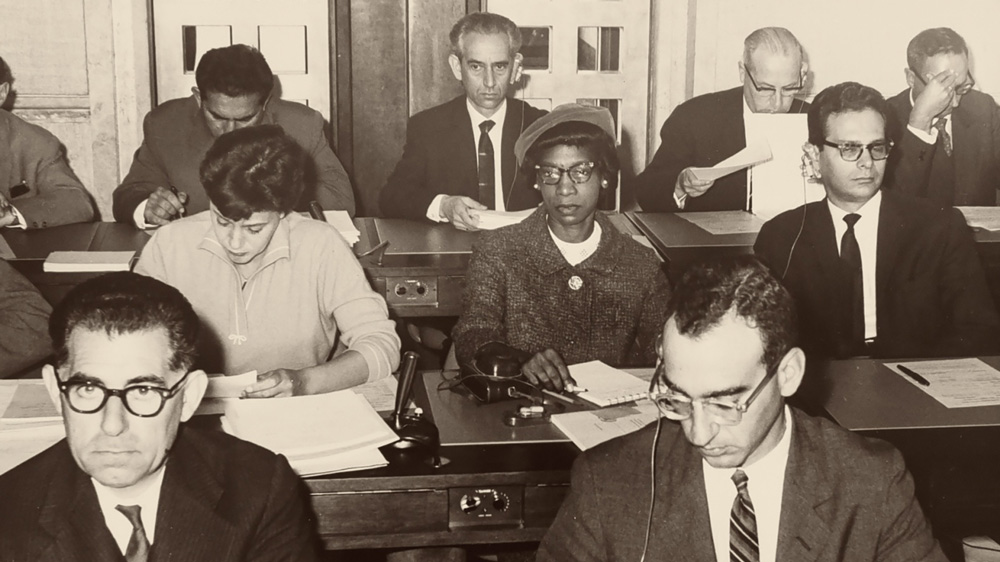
[[739, 27, 806, 114]]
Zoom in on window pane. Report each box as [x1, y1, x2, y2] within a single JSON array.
[[182, 26, 232, 73], [577, 27, 621, 72], [258, 25, 308, 74], [519, 27, 550, 71]]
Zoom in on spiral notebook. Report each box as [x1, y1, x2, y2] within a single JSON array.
[[568, 361, 650, 408]]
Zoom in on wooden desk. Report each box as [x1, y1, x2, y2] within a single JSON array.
[[306, 370, 575, 549]]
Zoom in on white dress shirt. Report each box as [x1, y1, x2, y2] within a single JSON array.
[[828, 191, 881, 339], [906, 89, 952, 146], [427, 98, 509, 221], [703, 405, 794, 562], [91, 465, 166, 554], [2, 205, 26, 229], [548, 221, 602, 266]]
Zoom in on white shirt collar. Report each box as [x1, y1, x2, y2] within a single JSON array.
[[466, 97, 507, 130], [548, 221, 602, 266], [92, 464, 166, 553], [827, 190, 882, 339]]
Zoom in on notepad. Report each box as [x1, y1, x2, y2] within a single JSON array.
[[551, 402, 659, 450], [43, 251, 135, 272], [567, 361, 650, 408]]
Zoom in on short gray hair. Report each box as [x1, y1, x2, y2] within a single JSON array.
[[449, 12, 522, 59], [743, 27, 803, 72]]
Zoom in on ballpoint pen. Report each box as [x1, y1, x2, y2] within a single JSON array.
[[896, 364, 931, 386]]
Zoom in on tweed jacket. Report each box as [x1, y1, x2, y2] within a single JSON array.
[[538, 407, 946, 562], [378, 96, 546, 219], [636, 87, 809, 212], [112, 96, 355, 223], [754, 191, 1000, 359], [452, 208, 671, 369], [0, 259, 52, 377], [0, 425, 320, 562], [885, 88, 1000, 206], [0, 110, 94, 228]]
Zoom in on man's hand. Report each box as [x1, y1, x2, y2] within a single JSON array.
[[143, 186, 189, 227], [674, 168, 715, 201], [242, 368, 302, 398], [0, 193, 15, 227], [522, 348, 575, 392], [909, 69, 960, 133], [440, 195, 486, 231]]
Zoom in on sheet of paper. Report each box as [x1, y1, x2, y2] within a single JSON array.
[[550, 402, 659, 450], [285, 445, 388, 477], [0, 381, 60, 422], [744, 113, 823, 220], [472, 208, 536, 231], [0, 235, 15, 259], [0, 425, 64, 476], [678, 211, 765, 235], [887, 358, 1000, 408], [204, 371, 258, 399], [567, 361, 650, 407], [957, 207, 1000, 231], [689, 139, 772, 182], [322, 210, 361, 245], [350, 377, 400, 412], [43, 251, 135, 272]]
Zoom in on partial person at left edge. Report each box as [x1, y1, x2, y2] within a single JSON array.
[[0, 259, 53, 378], [112, 43, 355, 229], [0, 55, 95, 229], [0, 272, 320, 561]]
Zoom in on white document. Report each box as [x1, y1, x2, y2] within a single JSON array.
[[689, 139, 772, 182], [322, 210, 361, 245], [0, 235, 14, 259], [887, 358, 1000, 408], [350, 377, 401, 412], [550, 402, 659, 450], [43, 251, 135, 273], [0, 423, 65, 476], [0, 380, 60, 423], [957, 207, 1000, 231], [472, 208, 536, 231], [204, 371, 258, 398], [744, 113, 822, 221], [567, 361, 651, 408], [678, 211, 765, 235]]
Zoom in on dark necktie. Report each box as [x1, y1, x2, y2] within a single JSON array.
[[478, 120, 496, 210], [730, 469, 759, 562], [933, 118, 952, 157], [841, 213, 865, 349], [115, 504, 150, 562]]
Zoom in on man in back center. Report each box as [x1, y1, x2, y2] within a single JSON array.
[[113, 44, 355, 227], [636, 27, 809, 212], [538, 256, 945, 561], [378, 12, 546, 231]]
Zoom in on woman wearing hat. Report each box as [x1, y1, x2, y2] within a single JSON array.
[[453, 104, 671, 391]]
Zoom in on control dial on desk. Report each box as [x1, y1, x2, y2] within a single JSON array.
[[460, 494, 482, 514], [458, 489, 510, 514], [489, 489, 510, 512]]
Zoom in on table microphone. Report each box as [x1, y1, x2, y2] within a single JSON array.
[[308, 201, 327, 222], [384, 352, 439, 453], [391, 351, 419, 430]]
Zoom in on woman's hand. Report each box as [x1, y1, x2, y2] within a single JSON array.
[[242, 368, 302, 398], [521, 349, 574, 392]]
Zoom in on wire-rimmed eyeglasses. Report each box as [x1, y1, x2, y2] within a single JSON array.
[[57, 371, 191, 417], [646, 362, 778, 426], [745, 70, 804, 99]]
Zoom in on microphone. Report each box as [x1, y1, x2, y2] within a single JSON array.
[[383, 352, 440, 456], [391, 351, 419, 430], [308, 200, 327, 222]]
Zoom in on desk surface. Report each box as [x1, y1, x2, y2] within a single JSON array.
[[810, 357, 1000, 432]]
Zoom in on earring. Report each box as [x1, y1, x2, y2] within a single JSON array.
[[601, 180, 609, 187], [533, 183, 540, 190]]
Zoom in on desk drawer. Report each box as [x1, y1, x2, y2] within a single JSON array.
[[311, 489, 449, 535]]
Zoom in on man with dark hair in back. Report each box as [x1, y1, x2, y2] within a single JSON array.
[[636, 27, 810, 212], [755, 81, 999, 359], [379, 12, 546, 231], [886, 27, 1000, 206], [539, 256, 945, 562], [0, 272, 319, 561], [0, 54, 95, 229], [113, 43, 354, 227]]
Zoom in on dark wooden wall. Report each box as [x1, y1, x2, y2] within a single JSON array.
[[333, 0, 474, 216]]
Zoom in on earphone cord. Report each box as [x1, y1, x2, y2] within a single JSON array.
[[638, 414, 664, 562], [503, 66, 526, 212], [781, 174, 810, 280]]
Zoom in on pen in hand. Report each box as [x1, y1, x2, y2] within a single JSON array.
[[168, 185, 186, 217], [896, 364, 930, 386]]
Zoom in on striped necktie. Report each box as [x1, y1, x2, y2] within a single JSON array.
[[116, 504, 150, 562], [730, 469, 759, 562], [477, 120, 496, 209]]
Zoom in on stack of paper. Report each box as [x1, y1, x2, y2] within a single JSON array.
[[957, 207, 1000, 231], [221, 390, 399, 477], [0, 381, 65, 476], [323, 210, 361, 245], [567, 361, 651, 408], [551, 402, 659, 450], [43, 251, 135, 272], [474, 208, 536, 230]]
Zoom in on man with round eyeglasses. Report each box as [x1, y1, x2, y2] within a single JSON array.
[[539, 255, 945, 562], [636, 27, 810, 213], [885, 27, 1000, 207], [0, 272, 319, 561], [755, 81, 999, 360]]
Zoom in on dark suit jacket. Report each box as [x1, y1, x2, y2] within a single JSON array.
[[636, 87, 809, 212], [113, 96, 355, 223], [754, 191, 1000, 359], [0, 110, 95, 228], [0, 426, 319, 562], [0, 260, 52, 378], [379, 96, 546, 219], [886, 88, 1000, 206], [538, 408, 946, 562]]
